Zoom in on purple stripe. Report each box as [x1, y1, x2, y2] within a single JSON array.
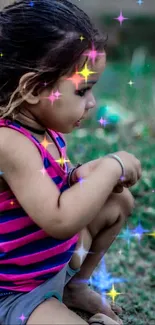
[[0, 234, 79, 265], [0, 262, 66, 281], [0, 230, 47, 253], [0, 217, 33, 234]]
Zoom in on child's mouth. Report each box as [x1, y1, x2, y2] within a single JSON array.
[[74, 118, 84, 127]]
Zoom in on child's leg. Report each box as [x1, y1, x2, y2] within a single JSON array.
[[26, 297, 118, 325], [27, 297, 88, 324], [68, 188, 134, 279], [63, 188, 134, 323]]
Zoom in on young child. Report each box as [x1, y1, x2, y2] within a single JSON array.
[[0, 1, 142, 325]]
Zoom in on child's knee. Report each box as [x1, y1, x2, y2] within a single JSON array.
[[118, 188, 135, 218]]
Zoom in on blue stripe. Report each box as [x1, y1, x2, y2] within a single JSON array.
[[52, 175, 63, 185], [60, 183, 70, 193], [0, 236, 69, 259], [56, 136, 65, 148], [31, 135, 40, 144], [0, 207, 29, 223], [44, 157, 52, 168], [0, 243, 76, 274], [0, 224, 41, 242]]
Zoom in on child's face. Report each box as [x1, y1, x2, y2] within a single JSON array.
[[24, 52, 106, 133]]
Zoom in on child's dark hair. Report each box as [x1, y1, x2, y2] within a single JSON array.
[[0, 0, 108, 119]]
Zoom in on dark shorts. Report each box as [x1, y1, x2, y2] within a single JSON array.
[[0, 263, 80, 325]]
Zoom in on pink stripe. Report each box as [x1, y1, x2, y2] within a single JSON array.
[[0, 230, 47, 253], [0, 234, 79, 265], [0, 190, 13, 201], [0, 217, 33, 234], [0, 281, 44, 292], [0, 262, 66, 281], [0, 199, 20, 211]]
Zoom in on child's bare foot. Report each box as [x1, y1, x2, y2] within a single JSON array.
[[89, 313, 121, 325], [63, 283, 123, 325]]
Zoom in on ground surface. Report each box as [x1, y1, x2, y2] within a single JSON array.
[[66, 126, 155, 325]]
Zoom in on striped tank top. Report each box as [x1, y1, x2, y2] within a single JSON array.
[[0, 118, 79, 296]]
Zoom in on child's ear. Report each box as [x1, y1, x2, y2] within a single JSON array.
[[19, 72, 40, 105]]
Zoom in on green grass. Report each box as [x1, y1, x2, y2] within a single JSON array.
[[65, 60, 155, 324]]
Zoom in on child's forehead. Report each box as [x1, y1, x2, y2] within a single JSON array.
[[78, 55, 106, 85]]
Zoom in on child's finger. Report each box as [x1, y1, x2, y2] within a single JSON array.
[[113, 185, 124, 193]]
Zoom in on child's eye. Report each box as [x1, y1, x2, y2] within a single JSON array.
[[75, 87, 91, 97]]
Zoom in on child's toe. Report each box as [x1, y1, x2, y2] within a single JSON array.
[[88, 313, 122, 325]]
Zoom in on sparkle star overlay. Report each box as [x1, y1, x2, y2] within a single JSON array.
[[67, 70, 85, 90], [77, 62, 96, 83], [114, 11, 129, 26], [106, 284, 122, 303], [89, 258, 126, 303], [83, 43, 105, 66], [19, 314, 27, 323], [132, 222, 149, 242], [117, 225, 135, 247]]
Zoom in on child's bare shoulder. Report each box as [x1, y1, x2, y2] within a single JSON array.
[[0, 126, 65, 239]]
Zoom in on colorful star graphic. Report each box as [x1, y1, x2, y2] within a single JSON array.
[[89, 258, 126, 297], [106, 284, 122, 303], [77, 62, 96, 83], [83, 43, 105, 65], [147, 231, 155, 238], [67, 71, 85, 90], [56, 156, 70, 168], [132, 222, 149, 242], [117, 225, 134, 247], [73, 241, 92, 264], [41, 137, 53, 149], [48, 91, 57, 105], [137, 0, 143, 5], [128, 80, 134, 86], [114, 11, 129, 26], [29, 1, 34, 7], [79, 35, 85, 42], [98, 117, 109, 127], [39, 167, 47, 176], [19, 313, 26, 323]]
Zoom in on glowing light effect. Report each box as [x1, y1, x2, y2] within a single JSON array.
[[137, 0, 144, 5], [0, 53, 3, 58], [147, 231, 155, 238], [106, 284, 122, 303], [41, 137, 53, 149], [89, 258, 126, 302], [98, 117, 109, 127], [128, 80, 134, 86], [56, 156, 70, 168], [114, 11, 129, 26], [117, 225, 134, 247], [80, 35, 85, 41], [39, 167, 47, 176], [83, 43, 105, 65], [73, 241, 92, 264], [77, 62, 96, 83], [132, 222, 149, 242], [67, 71, 85, 90], [19, 314, 26, 323]]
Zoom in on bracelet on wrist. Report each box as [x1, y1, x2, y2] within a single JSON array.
[[107, 154, 125, 180], [67, 163, 82, 187]]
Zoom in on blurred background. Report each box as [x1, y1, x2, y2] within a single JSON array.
[[1, 1, 155, 324], [67, 1, 155, 324]]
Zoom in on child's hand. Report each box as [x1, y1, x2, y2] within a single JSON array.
[[71, 162, 92, 184]]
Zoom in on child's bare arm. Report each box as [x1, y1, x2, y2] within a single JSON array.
[[0, 128, 122, 240]]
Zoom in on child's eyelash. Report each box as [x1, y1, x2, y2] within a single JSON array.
[[75, 87, 91, 97]]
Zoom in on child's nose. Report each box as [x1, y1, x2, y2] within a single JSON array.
[[86, 100, 96, 110]]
